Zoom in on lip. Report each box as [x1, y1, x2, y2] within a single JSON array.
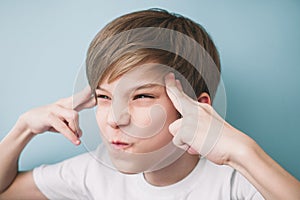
[[110, 140, 133, 150]]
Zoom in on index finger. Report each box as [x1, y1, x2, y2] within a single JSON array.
[[72, 86, 96, 111], [165, 73, 196, 116]]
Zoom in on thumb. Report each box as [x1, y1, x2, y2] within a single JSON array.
[[169, 118, 182, 136], [169, 118, 190, 151]]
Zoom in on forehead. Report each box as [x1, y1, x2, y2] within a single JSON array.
[[99, 63, 170, 88], [98, 63, 170, 92]]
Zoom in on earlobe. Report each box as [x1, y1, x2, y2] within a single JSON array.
[[197, 92, 211, 105]]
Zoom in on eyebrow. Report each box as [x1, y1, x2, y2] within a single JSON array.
[[96, 83, 163, 94], [96, 86, 110, 93], [134, 83, 163, 91]]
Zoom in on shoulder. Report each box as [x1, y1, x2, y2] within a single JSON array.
[[33, 144, 122, 199], [34, 143, 120, 180], [191, 158, 263, 199], [199, 158, 235, 182]]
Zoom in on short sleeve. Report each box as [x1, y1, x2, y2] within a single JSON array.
[[33, 153, 91, 200], [230, 170, 265, 200]]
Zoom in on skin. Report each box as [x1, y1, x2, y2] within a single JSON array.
[[95, 66, 178, 154], [0, 87, 95, 199], [165, 72, 300, 199], [94, 65, 200, 180], [0, 68, 299, 199]]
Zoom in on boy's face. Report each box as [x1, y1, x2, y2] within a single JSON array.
[[95, 64, 178, 154]]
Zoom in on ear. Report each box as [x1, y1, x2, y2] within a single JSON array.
[[197, 92, 211, 105]]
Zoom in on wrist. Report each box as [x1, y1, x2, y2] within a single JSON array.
[[225, 127, 258, 170], [205, 123, 255, 166], [0, 114, 35, 167], [9, 115, 35, 146]]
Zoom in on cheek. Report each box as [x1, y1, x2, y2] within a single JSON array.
[[130, 102, 176, 128], [155, 103, 178, 139], [95, 106, 108, 133], [134, 103, 178, 152], [130, 106, 153, 127], [123, 104, 167, 139], [165, 103, 179, 125]]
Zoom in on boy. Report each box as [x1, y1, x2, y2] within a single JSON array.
[[0, 9, 299, 200]]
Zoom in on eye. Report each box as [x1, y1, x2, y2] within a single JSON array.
[[97, 94, 111, 100], [133, 94, 155, 100]]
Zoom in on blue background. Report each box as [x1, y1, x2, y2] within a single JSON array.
[[0, 0, 299, 180]]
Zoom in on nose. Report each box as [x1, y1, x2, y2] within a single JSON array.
[[107, 105, 130, 129]]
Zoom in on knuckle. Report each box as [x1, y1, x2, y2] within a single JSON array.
[[47, 103, 60, 113], [56, 97, 72, 107], [71, 111, 79, 120], [67, 110, 79, 122], [47, 111, 55, 120], [57, 123, 69, 133]]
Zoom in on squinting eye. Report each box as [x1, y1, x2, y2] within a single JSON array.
[[133, 94, 154, 100], [97, 95, 111, 100]]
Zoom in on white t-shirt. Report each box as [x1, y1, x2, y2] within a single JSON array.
[[33, 144, 264, 200]]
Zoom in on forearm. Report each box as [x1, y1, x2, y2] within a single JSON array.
[[228, 130, 300, 200], [0, 116, 34, 193]]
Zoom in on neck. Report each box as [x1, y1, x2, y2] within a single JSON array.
[[143, 152, 200, 186]]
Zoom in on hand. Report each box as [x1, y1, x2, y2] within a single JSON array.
[[165, 73, 240, 165], [19, 87, 96, 145], [165, 73, 300, 199]]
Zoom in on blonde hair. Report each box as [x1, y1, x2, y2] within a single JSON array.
[[86, 8, 221, 100]]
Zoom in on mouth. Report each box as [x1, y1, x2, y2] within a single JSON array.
[[111, 140, 133, 150]]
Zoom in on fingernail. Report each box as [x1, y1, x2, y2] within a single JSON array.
[[165, 73, 176, 86], [166, 72, 175, 80], [187, 147, 198, 155], [75, 139, 81, 145], [76, 130, 82, 138], [175, 79, 183, 91]]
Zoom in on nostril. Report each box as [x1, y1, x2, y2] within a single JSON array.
[[109, 122, 119, 129], [116, 112, 130, 126], [107, 112, 130, 129], [107, 113, 119, 129]]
